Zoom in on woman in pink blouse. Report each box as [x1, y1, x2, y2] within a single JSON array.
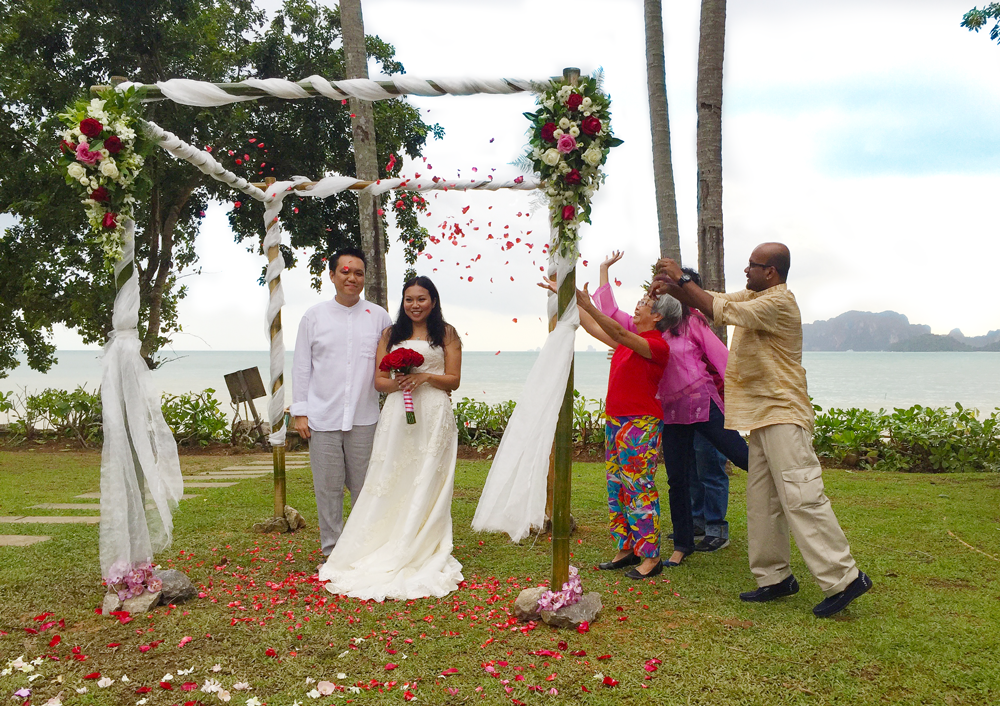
[[591, 254, 748, 568]]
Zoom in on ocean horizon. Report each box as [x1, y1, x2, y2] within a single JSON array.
[[3, 350, 1000, 421]]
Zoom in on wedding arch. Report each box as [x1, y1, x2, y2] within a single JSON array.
[[62, 67, 618, 599]]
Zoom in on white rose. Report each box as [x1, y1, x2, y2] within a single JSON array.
[[582, 97, 593, 109], [67, 162, 86, 179], [582, 147, 603, 167], [77, 134, 88, 144], [553, 128, 564, 139], [558, 117, 571, 129], [542, 149, 561, 166], [79, 177, 90, 186], [542, 98, 555, 110], [569, 126, 580, 137], [100, 160, 119, 179]]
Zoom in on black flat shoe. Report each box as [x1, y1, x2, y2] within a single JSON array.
[[598, 554, 642, 571], [625, 560, 664, 580], [664, 551, 691, 568]]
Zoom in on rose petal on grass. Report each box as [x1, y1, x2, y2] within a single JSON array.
[[83, 672, 101, 679]]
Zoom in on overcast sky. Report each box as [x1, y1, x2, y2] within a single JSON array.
[[43, 0, 1000, 352]]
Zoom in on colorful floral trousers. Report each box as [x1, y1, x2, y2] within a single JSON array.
[[605, 415, 662, 558]]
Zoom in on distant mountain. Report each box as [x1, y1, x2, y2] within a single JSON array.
[[802, 311, 930, 351], [803, 311, 999, 352], [888, 334, 972, 352], [948, 328, 1000, 348]]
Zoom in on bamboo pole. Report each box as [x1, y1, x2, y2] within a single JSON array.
[[264, 176, 287, 518], [551, 67, 580, 592]]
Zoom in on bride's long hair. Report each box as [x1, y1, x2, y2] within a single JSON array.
[[386, 276, 456, 350]]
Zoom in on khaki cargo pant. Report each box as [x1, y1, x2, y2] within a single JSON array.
[[747, 424, 859, 596]]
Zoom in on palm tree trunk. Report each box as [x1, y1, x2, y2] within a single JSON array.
[[644, 0, 681, 261], [696, 0, 727, 341], [340, 0, 388, 309]]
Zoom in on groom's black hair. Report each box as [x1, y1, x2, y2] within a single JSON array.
[[329, 246, 367, 271], [386, 276, 460, 351]]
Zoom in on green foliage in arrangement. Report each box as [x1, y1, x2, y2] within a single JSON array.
[[159, 388, 230, 447], [813, 402, 1000, 473]]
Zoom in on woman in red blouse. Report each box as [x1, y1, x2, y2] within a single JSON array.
[[576, 285, 677, 579]]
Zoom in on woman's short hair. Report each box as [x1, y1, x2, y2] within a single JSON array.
[[651, 292, 682, 332]]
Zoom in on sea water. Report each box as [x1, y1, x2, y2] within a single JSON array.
[[2, 350, 1000, 420]]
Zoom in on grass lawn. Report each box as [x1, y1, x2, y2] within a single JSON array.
[[1, 449, 999, 705]]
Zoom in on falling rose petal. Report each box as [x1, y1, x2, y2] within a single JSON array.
[[614, 278, 621, 286], [582, 260, 589, 266], [512, 318, 517, 323], [494, 351, 500, 356]]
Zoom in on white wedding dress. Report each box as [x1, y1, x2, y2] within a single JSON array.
[[318, 339, 463, 601]]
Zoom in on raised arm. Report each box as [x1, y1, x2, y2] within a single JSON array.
[[599, 250, 623, 288], [577, 284, 657, 359], [652, 258, 716, 320]]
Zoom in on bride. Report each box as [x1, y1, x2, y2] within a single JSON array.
[[318, 275, 464, 601]]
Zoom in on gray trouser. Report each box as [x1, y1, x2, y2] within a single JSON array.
[[309, 425, 377, 556]]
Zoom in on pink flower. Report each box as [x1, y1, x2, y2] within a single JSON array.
[[556, 134, 577, 154], [76, 143, 102, 166]]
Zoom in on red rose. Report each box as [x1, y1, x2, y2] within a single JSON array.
[[101, 211, 118, 229], [90, 186, 110, 202], [380, 347, 425, 372], [104, 136, 123, 154], [566, 93, 583, 111], [581, 116, 602, 136], [540, 122, 557, 143], [80, 118, 103, 138], [564, 169, 582, 185], [561, 205, 575, 221], [59, 139, 75, 153]]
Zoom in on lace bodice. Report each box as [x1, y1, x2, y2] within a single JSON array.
[[390, 339, 445, 375]]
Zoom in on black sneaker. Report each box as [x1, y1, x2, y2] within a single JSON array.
[[668, 531, 706, 542], [812, 571, 872, 618], [694, 536, 730, 553], [739, 575, 799, 603]]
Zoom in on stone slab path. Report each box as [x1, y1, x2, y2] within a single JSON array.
[[194, 473, 270, 480], [75, 492, 201, 500], [31, 503, 102, 511], [221, 465, 308, 471], [0, 516, 101, 524], [0, 535, 51, 547], [181, 482, 238, 488]]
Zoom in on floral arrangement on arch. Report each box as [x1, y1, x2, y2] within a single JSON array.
[[521, 72, 623, 258], [57, 87, 148, 267]]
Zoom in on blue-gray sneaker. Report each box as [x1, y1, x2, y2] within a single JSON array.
[[694, 536, 730, 552]]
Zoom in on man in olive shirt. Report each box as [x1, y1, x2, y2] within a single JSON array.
[[654, 243, 871, 618]]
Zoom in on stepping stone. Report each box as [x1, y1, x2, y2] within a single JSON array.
[[0, 535, 51, 547], [31, 503, 102, 511], [222, 465, 306, 471], [0, 516, 101, 524], [75, 493, 201, 500], [182, 482, 238, 488], [198, 470, 272, 476], [193, 474, 269, 480]]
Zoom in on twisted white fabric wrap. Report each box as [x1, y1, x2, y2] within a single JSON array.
[[261, 178, 311, 446], [100, 220, 184, 578], [146, 76, 548, 105], [472, 241, 578, 542], [143, 121, 267, 201]]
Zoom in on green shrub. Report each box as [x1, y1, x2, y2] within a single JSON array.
[[29, 386, 103, 446], [160, 388, 229, 447], [812, 402, 1000, 473], [454, 391, 607, 451]]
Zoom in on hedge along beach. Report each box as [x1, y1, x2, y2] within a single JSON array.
[[4, 350, 1000, 418]]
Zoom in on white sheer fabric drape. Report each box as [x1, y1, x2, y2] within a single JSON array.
[[472, 249, 579, 542], [99, 219, 184, 578]]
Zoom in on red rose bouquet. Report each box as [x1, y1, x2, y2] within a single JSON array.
[[379, 348, 425, 424]]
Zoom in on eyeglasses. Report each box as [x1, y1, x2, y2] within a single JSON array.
[[747, 261, 771, 270]]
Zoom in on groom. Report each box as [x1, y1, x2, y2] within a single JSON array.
[[291, 246, 392, 557]]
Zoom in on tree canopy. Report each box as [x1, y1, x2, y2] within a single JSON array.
[[0, 0, 439, 375], [962, 3, 1000, 42]]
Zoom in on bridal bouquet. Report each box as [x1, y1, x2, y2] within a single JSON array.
[[380, 348, 425, 424]]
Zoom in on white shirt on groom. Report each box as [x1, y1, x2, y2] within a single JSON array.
[[291, 297, 392, 432]]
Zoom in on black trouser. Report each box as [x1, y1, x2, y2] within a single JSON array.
[[661, 401, 749, 554]]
